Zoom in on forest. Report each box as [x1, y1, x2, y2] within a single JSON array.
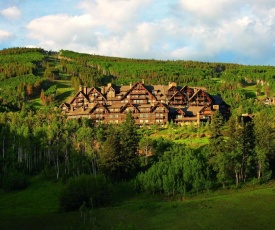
[[0, 47, 275, 229]]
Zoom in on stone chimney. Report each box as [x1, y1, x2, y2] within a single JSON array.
[[101, 86, 105, 94], [83, 86, 88, 95], [168, 82, 177, 89], [79, 85, 83, 92]]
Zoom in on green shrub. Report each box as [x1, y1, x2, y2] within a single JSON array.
[[2, 171, 29, 191], [59, 174, 113, 211]]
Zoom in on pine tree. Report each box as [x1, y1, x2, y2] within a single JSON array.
[[254, 111, 275, 181], [208, 110, 228, 188], [100, 126, 123, 180], [119, 111, 139, 177]]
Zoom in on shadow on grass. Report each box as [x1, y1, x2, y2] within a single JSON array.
[[56, 90, 74, 103], [245, 91, 256, 99]]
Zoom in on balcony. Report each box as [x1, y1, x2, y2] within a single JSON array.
[[132, 90, 146, 94], [169, 101, 185, 106], [75, 98, 84, 103]]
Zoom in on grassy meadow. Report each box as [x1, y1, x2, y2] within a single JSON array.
[[1, 177, 275, 230]]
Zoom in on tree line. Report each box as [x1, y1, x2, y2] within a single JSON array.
[[59, 50, 275, 95], [0, 106, 274, 192]]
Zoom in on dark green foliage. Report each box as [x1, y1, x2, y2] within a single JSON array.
[[0, 74, 46, 110], [0, 48, 45, 80], [253, 111, 275, 181], [208, 110, 228, 188], [2, 171, 29, 191], [137, 144, 210, 196], [59, 174, 112, 211], [100, 112, 140, 181], [44, 85, 57, 97]]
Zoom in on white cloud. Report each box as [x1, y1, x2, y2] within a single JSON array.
[[78, 0, 151, 31], [0, 6, 21, 20], [26, 14, 99, 51], [0, 29, 12, 42], [24, 0, 275, 64], [170, 0, 275, 63]]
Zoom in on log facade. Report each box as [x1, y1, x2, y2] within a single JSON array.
[[60, 82, 230, 125]]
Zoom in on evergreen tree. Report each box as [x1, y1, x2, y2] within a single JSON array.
[[119, 111, 140, 177], [100, 125, 123, 180], [208, 110, 228, 188], [254, 111, 275, 181]]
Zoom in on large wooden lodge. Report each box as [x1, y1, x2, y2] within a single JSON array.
[[60, 81, 230, 125]]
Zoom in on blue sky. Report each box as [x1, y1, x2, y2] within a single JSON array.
[[1, 0, 275, 65]]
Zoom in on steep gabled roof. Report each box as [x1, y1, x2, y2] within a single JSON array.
[[167, 85, 179, 92], [123, 82, 157, 100], [176, 108, 186, 115], [59, 102, 70, 109], [90, 103, 109, 113], [151, 102, 169, 112], [121, 102, 139, 113], [87, 87, 106, 100], [68, 91, 89, 104], [169, 91, 187, 102], [189, 89, 202, 101]]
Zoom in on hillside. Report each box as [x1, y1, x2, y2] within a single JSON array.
[[0, 47, 274, 114]]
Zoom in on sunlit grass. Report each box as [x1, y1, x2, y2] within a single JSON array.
[[54, 79, 74, 103]]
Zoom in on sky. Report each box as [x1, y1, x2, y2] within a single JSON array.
[[1, 0, 275, 65]]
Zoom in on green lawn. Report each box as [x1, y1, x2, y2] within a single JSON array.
[[54, 79, 74, 103], [27, 79, 74, 109], [243, 85, 256, 98], [147, 125, 210, 148], [174, 136, 209, 147], [1, 178, 275, 230]]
